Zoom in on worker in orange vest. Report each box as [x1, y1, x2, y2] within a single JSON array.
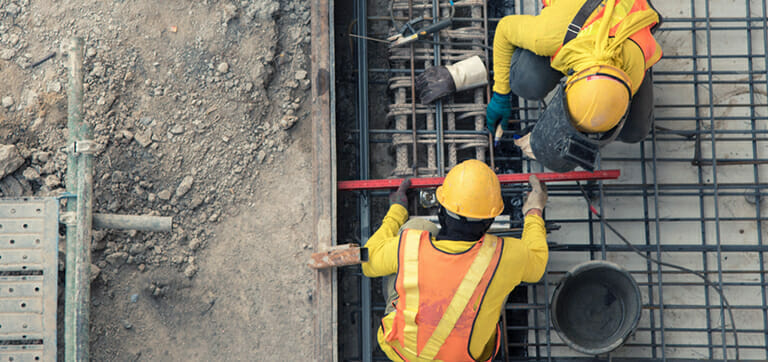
[[362, 160, 549, 361], [486, 0, 663, 171]]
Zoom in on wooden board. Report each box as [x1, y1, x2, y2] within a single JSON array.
[[310, 0, 338, 360]]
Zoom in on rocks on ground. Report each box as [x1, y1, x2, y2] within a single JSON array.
[[0, 3, 313, 356], [0, 145, 24, 179], [175, 175, 194, 198], [216, 62, 229, 74]]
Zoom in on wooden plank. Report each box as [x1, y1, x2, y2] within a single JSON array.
[[309, 244, 364, 269], [311, 0, 337, 360]]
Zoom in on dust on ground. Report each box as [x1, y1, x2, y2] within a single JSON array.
[[0, 0, 316, 359]]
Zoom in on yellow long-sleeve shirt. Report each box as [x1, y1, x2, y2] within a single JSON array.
[[492, 0, 659, 96], [362, 204, 549, 361]]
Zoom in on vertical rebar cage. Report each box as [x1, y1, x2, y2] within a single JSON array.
[[335, 0, 768, 360]]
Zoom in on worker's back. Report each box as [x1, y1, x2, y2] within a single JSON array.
[[364, 163, 549, 361], [376, 216, 548, 361]]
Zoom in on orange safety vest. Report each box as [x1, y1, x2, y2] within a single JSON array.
[[545, 0, 662, 70], [382, 229, 503, 361]]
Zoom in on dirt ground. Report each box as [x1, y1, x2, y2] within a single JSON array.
[[0, 0, 316, 360]]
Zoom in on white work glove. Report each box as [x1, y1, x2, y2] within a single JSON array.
[[514, 134, 536, 160], [522, 175, 547, 215], [417, 56, 488, 104], [445, 55, 488, 92]]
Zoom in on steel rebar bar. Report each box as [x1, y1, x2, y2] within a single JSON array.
[[92, 213, 173, 232]]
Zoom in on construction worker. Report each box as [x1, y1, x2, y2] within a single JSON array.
[[362, 160, 549, 361], [486, 0, 663, 159]]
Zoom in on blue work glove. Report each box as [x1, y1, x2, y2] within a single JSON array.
[[486, 92, 512, 135]]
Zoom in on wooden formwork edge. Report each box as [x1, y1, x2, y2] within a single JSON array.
[[311, 0, 338, 360]]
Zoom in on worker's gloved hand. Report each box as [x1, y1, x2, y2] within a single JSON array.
[[486, 92, 512, 135], [514, 133, 536, 160], [389, 177, 412, 208], [416, 66, 456, 104], [522, 175, 547, 215], [417, 56, 488, 105]]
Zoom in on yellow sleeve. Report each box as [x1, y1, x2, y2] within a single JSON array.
[[520, 214, 549, 283], [620, 39, 647, 95], [492, 15, 537, 95], [361, 204, 409, 277], [492, 3, 581, 94]]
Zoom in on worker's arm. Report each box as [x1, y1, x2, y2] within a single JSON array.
[[492, 15, 537, 95], [361, 204, 409, 278], [520, 175, 549, 282], [520, 210, 549, 283], [492, 3, 577, 94]]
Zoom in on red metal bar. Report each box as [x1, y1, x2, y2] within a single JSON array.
[[337, 170, 620, 191]]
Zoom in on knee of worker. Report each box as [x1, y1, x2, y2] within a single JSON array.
[[398, 218, 439, 236], [618, 73, 655, 143], [508, 49, 562, 100], [618, 111, 654, 143], [510, 79, 558, 101]]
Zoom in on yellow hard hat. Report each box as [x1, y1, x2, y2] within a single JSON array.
[[564, 64, 633, 133], [435, 160, 504, 219]]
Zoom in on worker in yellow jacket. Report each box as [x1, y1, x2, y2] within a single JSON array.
[[362, 160, 549, 361], [486, 0, 663, 152]]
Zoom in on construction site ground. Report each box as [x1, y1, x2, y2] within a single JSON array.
[[4, 0, 768, 360], [0, 0, 316, 360]]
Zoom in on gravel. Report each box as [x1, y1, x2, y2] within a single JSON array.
[[175, 176, 195, 198], [105, 252, 129, 268], [0, 145, 24, 179], [216, 62, 229, 74], [1, 96, 14, 108], [157, 189, 172, 201]]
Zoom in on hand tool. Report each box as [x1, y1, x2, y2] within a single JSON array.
[[388, 17, 453, 47]]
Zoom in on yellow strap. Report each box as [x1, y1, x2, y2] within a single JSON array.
[[594, 0, 616, 55], [606, 9, 659, 52], [401, 230, 422, 354], [418, 235, 499, 360]]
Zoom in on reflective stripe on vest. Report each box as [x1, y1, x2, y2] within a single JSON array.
[[549, 0, 661, 69], [387, 229, 503, 361], [401, 228, 421, 354]]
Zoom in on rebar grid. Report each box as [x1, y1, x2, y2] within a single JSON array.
[[339, 0, 768, 360], [388, 0, 491, 177], [509, 0, 768, 360]]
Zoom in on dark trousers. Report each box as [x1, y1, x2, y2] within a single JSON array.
[[509, 48, 654, 143]]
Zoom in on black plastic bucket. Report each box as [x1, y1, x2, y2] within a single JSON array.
[[550, 260, 642, 355]]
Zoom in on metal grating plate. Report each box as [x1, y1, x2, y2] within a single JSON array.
[[0, 197, 59, 362]]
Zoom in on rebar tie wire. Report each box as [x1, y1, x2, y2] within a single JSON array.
[[577, 182, 740, 360]]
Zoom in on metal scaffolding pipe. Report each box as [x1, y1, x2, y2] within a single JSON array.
[[93, 213, 173, 232], [64, 36, 90, 362]]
